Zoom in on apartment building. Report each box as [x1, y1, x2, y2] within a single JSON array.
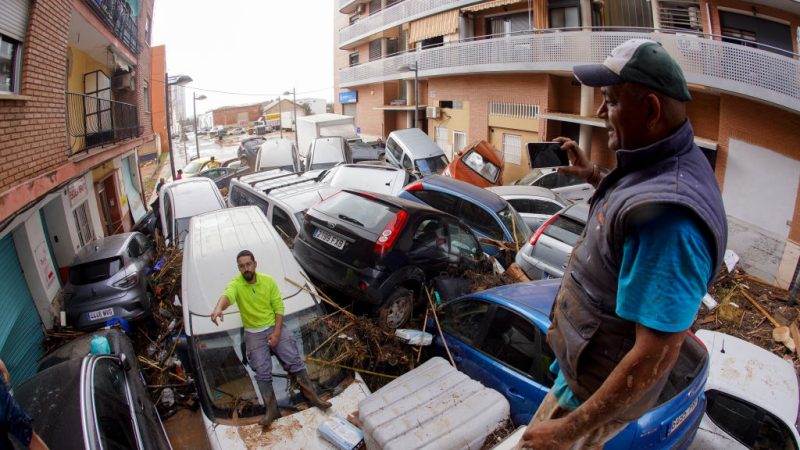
[[333, 0, 800, 290], [0, 0, 155, 382]]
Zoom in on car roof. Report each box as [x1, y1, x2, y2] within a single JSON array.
[[697, 329, 800, 426], [470, 280, 561, 319], [389, 128, 443, 159], [338, 189, 442, 215], [16, 357, 83, 444], [73, 232, 136, 264], [487, 185, 560, 200], [417, 175, 508, 212], [163, 178, 225, 218], [323, 164, 407, 195], [182, 206, 317, 336]]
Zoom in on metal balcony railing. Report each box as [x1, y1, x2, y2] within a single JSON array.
[[67, 92, 143, 155], [84, 0, 139, 54], [339, 0, 482, 48], [339, 30, 800, 113]]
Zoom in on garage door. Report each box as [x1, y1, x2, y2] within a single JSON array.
[[0, 234, 44, 386]]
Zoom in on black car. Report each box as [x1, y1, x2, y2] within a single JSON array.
[[16, 329, 172, 449], [237, 135, 267, 167], [293, 190, 489, 329]]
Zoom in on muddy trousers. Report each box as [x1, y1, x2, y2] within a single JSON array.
[[526, 389, 630, 450], [244, 325, 304, 383]]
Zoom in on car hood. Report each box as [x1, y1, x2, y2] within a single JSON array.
[[204, 379, 370, 449], [697, 329, 800, 426]]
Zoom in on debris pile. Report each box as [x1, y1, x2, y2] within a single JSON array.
[[696, 266, 797, 365]]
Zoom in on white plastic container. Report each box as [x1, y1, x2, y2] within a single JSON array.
[[394, 329, 433, 346], [359, 357, 510, 450]]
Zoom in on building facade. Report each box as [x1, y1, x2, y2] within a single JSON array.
[[0, 0, 155, 383], [333, 0, 800, 289]]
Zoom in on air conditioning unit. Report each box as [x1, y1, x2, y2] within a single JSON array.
[[426, 106, 441, 119], [111, 73, 135, 91]]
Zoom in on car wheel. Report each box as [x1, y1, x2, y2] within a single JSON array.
[[378, 287, 413, 330]]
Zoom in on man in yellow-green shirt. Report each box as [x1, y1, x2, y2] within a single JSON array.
[[211, 250, 330, 428]]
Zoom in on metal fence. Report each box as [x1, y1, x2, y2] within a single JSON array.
[[339, 31, 800, 113], [66, 92, 142, 155], [84, 0, 139, 54], [489, 101, 539, 119], [340, 0, 482, 46]]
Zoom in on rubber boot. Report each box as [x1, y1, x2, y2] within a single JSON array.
[[291, 369, 332, 410], [257, 381, 281, 427]]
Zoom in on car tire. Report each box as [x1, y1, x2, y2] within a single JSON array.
[[377, 287, 413, 330]]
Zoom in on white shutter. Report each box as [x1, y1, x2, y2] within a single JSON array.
[[503, 134, 522, 165], [0, 0, 30, 41]]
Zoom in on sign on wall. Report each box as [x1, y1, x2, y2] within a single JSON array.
[[67, 178, 88, 207], [34, 242, 56, 288], [339, 91, 358, 104]]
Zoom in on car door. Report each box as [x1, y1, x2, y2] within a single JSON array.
[[457, 200, 505, 255], [477, 305, 554, 425], [385, 136, 403, 168], [88, 356, 144, 449], [437, 299, 492, 380], [444, 220, 485, 271], [407, 217, 450, 274]]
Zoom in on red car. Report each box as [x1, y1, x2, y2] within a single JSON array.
[[442, 140, 504, 188]]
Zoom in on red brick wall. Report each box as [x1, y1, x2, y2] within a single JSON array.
[[136, 0, 154, 136], [211, 105, 262, 127], [0, 0, 71, 193], [354, 83, 387, 137]]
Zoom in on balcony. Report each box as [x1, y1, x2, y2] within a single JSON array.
[[84, 0, 139, 54], [339, 0, 482, 49], [67, 92, 143, 155], [339, 31, 800, 113], [340, 0, 366, 14]]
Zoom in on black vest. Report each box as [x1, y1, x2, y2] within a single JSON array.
[[547, 120, 727, 420]]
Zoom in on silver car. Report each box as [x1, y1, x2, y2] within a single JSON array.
[[487, 185, 572, 231], [64, 232, 154, 330], [512, 167, 598, 203], [515, 202, 589, 280]]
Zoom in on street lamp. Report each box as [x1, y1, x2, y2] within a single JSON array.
[[399, 63, 419, 128], [193, 93, 207, 159], [283, 89, 298, 153], [165, 73, 193, 179]]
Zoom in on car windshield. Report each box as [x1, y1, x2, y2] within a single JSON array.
[[461, 150, 500, 183], [544, 214, 585, 246], [183, 160, 205, 174], [193, 305, 347, 420], [416, 155, 449, 175], [498, 206, 531, 244], [243, 138, 266, 151], [310, 140, 344, 170], [69, 257, 122, 285], [315, 191, 399, 233]]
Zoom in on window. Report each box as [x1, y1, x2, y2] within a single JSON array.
[[420, 35, 444, 49], [441, 300, 490, 345], [349, 51, 359, 67], [446, 222, 481, 260], [145, 15, 151, 44], [401, 153, 413, 171], [453, 131, 467, 153], [409, 218, 448, 263], [549, 4, 580, 29], [369, 39, 382, 61], [503, 134, 522, 165], [543, 214, 585, 246], [480, 307, 555, 387], [93, 358, 138, 448], [386, 137, 403, 162], [386, 38, 398, 56], [143, 80, 150, 112], [487, 12, 531, 37], [69, 257, 123, 285], [0, 34, 22, 93], [368, 0, 382, 15], [127, 238, 141, 258], [706, 390, 798, 450], [410, 190, 459, 216], [272, 206, 297, 244], [435, 126, 449, 155], [73, 201, 95, 247], [459, 201, 503, 240], [508, 199, 562, 216], [349, 14, 359, 25], [439, 100, 463, 110]]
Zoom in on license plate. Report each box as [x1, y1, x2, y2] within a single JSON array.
[[313, 228, 345, 250], [669, 397, 699, 435], [88, 307, 114, 321]]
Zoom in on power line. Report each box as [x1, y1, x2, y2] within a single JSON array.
[[150, 77, 333, 98]]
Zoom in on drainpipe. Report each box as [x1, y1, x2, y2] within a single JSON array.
[[580, 0, 592, 31], [651, 0, 662, 30], [578, 86, 593, 159], [789, 256, 800, 305]]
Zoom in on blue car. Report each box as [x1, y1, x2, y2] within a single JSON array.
[[431, 280, 709, 449], [399, 175, 531, 258]]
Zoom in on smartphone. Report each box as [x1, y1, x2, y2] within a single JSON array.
[[527, 142, 569, 168]]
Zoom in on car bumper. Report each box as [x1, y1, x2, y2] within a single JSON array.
[[515, 248, 564, 280], [293, 238, 386, 305], [66, 289, 151, 330]]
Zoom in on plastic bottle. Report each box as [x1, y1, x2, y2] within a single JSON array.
[[90, 335, 111, 354]]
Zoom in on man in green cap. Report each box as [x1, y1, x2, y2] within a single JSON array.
[[519, 39, 727, 449]]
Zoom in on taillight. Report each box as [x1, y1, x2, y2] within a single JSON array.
[[114, 273, 139, 289], [373, 210, 409, 255], [530, 214, 558, 246], [405, 181, 423, 192]]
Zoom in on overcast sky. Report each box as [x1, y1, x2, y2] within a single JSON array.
[[152, 0, 334, 114]]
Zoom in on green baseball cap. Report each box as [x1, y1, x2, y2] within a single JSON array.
[[573, 39, 692, 102]]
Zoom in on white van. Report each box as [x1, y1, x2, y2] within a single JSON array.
[[256, 137, 303, 172], [385, 128, 449, 176], [181, 206, 370, 449], [159, 178, 226, 247]]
